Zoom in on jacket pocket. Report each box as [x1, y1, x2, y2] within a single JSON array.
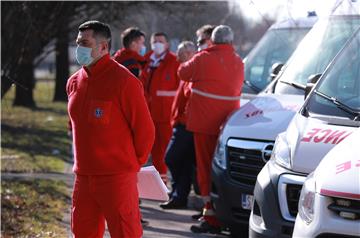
[[87, 99, 112, 126]]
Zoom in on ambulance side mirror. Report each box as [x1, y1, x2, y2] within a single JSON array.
[[269, 63, 284, 82], [304, 74, 322, 99]]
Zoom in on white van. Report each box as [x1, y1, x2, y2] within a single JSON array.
[[293, 128, 360, 238], [211, 2, 360, 236], [249, 26, 360, 238], [241, 14, 316, 102]]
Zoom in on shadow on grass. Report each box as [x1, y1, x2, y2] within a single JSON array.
[[1, 123, 72, 163], [1, 178, 71, 237], [31, 105, 68, 116]]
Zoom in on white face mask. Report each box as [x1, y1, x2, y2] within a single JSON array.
[[76, 46, 94, 66], [198, 43, 208, 52], [151, 42, 166, 55]]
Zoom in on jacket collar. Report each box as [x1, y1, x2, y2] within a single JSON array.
[[118, 48, 145, 62], [205, 44, 234, 52], [149, 50, 168, 67], [84, 54, 111, 77]]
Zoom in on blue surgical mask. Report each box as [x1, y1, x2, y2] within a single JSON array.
[[139, 45, 146, 56], [76, 46, 94, 66]]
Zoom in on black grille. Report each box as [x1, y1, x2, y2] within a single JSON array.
[[231, 207, 251, 221], [328, 197, 360, 220], [286, 184, 302, 217], [227, 146, 266, 186]]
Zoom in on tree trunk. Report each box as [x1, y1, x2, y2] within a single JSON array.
[[1, 75, 13, 98], [13, 61, 36, 107], [53, 31, 69, 102]]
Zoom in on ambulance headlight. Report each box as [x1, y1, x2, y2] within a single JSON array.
[[271, 133, 291, 169], [298, 173, 316, 224], [214, 136, 226, 170]]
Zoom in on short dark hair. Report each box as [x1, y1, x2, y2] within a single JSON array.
[[196, 25, 216, 40], [121, 27, 145, 48], [151, 32, 169, 42], [78, 20, 112, 50]]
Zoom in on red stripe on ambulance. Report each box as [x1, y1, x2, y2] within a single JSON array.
[[301, 128, 352, 144]]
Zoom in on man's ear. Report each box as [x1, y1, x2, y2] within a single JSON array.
[[101, 41, 109, 52]]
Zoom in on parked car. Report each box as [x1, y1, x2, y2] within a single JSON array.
[[250, 24, 360, 238]]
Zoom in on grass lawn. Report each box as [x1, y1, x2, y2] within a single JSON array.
[[1, 80, 71, 237], [1, 179, 70, 237], [1, 80, 72, 173]]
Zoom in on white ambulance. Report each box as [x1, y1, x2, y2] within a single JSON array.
[[211, 2, 360, 236], [249, 25, 360, 238], [293, 128, 360, 238], [240, 14, 316, 102]]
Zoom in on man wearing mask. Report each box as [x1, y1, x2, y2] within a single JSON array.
[[140, 32, 180, 184], [160, 41, 197, 210], [178, 25, 244, 234], [113, 27, 147, 78], [113, 27, 150, 227], [196, 24, 215, 51], [67, 20, 155, 237]]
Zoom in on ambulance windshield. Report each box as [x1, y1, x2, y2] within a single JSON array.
[[275, 16, 360, 95], [243, 27, 309, 94], [305, 28, 360, 122]]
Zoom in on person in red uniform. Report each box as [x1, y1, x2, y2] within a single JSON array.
[[67, 20, 155, 238], [140, 32, 180, 183], [196, 24, 215, 51], [113, 27, 147, 78], [178, 25, 244, 233], [112, 26, 150, 227], [159, 41, 197, 209]]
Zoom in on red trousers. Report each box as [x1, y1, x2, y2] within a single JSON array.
[[152, 122, 173, 176], [193, 133, 218, 196], [71, 173, 142, 238]]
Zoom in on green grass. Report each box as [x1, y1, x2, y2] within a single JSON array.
[[1, 80, 71, 173], [1, 79, 72, 237], [1, 179, 70, 237]]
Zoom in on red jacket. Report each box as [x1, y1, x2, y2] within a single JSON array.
[[66, 54, 155, 175], [178, 44, 244, 135], [140, 51, 180, 123], [113, 48, 146, 78], [171, 81, 192, 126]]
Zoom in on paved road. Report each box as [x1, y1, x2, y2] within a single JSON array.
[[141, 196, 230, 238]]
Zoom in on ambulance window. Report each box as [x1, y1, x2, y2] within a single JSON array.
[[306, 30, 360, 120], [243, 28, 309, 93], [275, 17, 360, 95]]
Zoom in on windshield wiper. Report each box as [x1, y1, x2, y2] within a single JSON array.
[[244, 80, 262, 93], [314, 90, 360, 121], [279, 80, 306, 90]]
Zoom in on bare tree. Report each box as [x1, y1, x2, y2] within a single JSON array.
[[2, 2, 75, 106]]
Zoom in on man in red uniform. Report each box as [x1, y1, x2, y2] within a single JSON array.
[[178, 25, 244, 233], [140, 32, 180, 183], [67, 20, 155, 238], [112, 26, 150, 227], [196, 24, 215, 51], [113, 27, 147, 78], [159, 41, 197, 209]]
